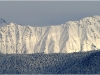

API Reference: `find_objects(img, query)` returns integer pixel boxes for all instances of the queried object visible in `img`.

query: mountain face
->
[0,15,100,54]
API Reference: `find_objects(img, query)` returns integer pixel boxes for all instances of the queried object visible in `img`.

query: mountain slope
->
[0,15,100,54]
[58,50,100,74]
[0,50,99,74]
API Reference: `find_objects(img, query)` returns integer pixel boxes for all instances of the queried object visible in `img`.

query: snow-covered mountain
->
[0,15,100,54]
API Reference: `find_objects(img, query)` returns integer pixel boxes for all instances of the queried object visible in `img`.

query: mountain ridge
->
[0,15,100,54]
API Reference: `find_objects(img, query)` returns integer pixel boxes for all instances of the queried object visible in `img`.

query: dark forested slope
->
[0,50,100,74]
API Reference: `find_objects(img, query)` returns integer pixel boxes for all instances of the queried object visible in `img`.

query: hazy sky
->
[0,1,100,26]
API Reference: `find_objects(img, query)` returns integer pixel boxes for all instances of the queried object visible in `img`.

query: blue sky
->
[0,1,100,26]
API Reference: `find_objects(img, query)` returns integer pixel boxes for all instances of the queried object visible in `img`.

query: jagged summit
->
[0,18,7,27]
[3,15,100,28]
[0,18,6,24]
[0,15,100,54]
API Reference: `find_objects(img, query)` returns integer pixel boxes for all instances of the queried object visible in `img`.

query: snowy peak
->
[0,15,100,54]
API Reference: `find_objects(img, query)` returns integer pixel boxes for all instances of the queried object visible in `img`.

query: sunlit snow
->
[0,15,100,54]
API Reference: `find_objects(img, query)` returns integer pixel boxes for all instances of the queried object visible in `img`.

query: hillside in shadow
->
[0,50,100,74]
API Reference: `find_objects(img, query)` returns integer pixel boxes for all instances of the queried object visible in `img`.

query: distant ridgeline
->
[0,18,6,24]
